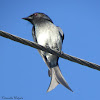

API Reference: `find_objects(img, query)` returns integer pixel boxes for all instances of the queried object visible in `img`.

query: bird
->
[22,12,73,92]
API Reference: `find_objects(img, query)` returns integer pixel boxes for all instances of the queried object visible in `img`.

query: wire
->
[0,30,100,71]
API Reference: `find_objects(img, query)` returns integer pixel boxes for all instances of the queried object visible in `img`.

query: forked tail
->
[47,65,73,92]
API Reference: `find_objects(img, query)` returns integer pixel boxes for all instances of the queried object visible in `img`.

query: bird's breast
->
[35,23,62,51]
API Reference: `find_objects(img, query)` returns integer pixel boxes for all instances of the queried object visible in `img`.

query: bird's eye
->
[34,13,37,16]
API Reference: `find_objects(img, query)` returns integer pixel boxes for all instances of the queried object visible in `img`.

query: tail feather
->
[47,65,73,92]
[54,66,73,92]
[47,68,59,92]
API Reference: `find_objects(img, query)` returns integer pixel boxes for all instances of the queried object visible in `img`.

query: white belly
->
[35,22,62,51]
[35,22,62,66]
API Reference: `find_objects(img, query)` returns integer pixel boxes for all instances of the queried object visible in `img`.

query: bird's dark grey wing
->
[57,26,64,43]
[32,26,37,42]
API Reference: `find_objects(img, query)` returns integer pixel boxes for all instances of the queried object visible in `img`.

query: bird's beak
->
[22,17,29,20]
[22,17,32,21]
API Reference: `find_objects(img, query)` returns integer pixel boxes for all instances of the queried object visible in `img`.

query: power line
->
[0,30,100,71]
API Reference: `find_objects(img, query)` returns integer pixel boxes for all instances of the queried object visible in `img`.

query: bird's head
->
[22,12,53,25]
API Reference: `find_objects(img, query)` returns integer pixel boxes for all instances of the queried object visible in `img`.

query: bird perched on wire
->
[22,12,73,92]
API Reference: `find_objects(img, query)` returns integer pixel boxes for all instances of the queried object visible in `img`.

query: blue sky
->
[0,0,100,100]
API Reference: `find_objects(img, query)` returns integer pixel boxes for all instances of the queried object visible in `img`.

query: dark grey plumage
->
[22,12,73,92]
